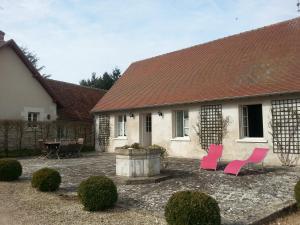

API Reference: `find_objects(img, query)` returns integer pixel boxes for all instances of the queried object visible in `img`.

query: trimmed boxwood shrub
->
[31,168,61,192]
[78,176,118,211]
[295,180,300,208]
[165,191,221,225]
[0,159,22,181]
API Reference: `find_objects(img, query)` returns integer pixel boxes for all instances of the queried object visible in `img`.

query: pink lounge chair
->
[224,148,269,176]
[200,144,223,170]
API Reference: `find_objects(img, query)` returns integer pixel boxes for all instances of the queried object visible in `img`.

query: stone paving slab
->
[19,153,300,225]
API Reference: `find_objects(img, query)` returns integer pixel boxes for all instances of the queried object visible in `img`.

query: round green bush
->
[165,191,221,225]
[78,176,118,211]
[295,180,300,208]
[31,168,61,192]
[0,159,22,181]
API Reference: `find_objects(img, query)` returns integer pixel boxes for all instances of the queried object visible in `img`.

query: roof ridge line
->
[46,78,107,92]
[0,39,63,106]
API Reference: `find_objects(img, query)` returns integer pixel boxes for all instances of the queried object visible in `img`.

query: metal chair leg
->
[56,149,60,160]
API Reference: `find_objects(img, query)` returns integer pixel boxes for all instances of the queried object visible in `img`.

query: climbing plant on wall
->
[270,99,300,166]
[195,104,230,152]
[98,114,110,151]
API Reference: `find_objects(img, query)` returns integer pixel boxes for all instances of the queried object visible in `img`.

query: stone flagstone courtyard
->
[19,153,300,225]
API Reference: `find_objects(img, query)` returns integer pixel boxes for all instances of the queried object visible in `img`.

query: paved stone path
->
[19,153,300,225]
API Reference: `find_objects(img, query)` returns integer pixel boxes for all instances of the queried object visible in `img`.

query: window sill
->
[171,137,191,142]
[113,136,128,140]
[236,138,268,143]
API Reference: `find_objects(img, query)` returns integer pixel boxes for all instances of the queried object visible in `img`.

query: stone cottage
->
[92,17,300,165]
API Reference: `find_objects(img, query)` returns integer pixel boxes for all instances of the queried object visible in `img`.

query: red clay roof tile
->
[92,17,300,112]
[45,79,106,122]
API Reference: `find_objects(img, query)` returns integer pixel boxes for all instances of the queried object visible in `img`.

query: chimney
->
[0,31,5,41]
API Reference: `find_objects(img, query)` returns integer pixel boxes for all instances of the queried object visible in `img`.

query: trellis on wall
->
[271,99,300,155]
[98,114,110,151]
[199,104,223,150]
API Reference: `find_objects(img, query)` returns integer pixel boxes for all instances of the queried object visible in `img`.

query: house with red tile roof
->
[0,35,58,122]
[92,17,300,165]
[0,32,106,147]
[44,79,106,123]
[43,79,106,142]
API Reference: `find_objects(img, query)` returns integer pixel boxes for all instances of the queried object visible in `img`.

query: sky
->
[0,0,299,84]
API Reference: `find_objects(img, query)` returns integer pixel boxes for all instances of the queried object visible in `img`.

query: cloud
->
[0,0,298,83]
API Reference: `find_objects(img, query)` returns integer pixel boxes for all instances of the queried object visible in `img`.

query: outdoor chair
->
[60,139,70,146]
[77,138,84,145]
[224,148,269,176]
[57,138,84,159]
[57,144,80,158]
[76,138,84,156]
[200,144,223,170]
[38,139,48,158]
[60,139,76,146]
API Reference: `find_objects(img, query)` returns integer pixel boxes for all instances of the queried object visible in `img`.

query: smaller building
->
[0,31,106,150]
[0,32,57,122]
[44,79,106,145]
[92,17,300,165]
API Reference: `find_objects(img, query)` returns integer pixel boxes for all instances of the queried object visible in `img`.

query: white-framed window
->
[242,106,249,137]
[116,115,127,137]
[28,112,40,127]
[145,114,152,133]
[174,110,189,137]
[240,104,263,138]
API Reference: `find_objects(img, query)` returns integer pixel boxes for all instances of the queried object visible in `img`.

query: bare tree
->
[20,46,51,78]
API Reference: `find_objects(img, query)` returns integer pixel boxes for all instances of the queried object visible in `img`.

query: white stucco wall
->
[95,94,300,165]
[0,46,57,121]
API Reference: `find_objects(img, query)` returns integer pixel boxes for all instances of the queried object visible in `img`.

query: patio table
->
[44,142,60,159]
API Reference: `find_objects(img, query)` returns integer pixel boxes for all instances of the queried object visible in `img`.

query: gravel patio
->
[19,153,300,225]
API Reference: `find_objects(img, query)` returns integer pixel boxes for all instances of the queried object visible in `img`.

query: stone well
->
[115,147,161,177]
